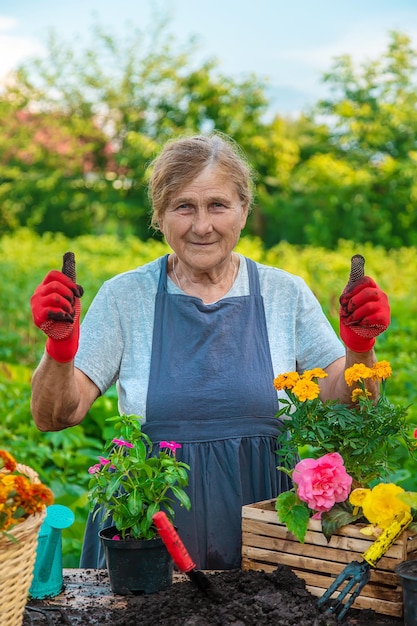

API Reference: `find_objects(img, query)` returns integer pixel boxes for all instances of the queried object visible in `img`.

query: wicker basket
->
[0,464,47,626]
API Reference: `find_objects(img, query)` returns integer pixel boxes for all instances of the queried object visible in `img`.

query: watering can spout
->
[30,504,75,599]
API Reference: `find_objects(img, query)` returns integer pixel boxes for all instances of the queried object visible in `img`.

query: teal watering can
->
[29,504,75,599]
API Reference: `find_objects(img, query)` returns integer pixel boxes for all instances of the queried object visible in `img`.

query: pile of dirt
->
[24,566,404,625]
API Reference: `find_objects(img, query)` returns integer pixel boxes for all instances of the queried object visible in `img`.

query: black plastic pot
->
[99,526,174,595]
[395,560,417,626]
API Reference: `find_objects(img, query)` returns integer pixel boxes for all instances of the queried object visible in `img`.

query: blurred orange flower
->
[0,450,54,537]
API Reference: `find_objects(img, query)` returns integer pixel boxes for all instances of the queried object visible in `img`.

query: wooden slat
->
[242,529,406,572]
[242,517,408,558]
[241,540,400,587]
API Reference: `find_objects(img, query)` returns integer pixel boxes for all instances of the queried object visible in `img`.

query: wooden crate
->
[242,498,417,617]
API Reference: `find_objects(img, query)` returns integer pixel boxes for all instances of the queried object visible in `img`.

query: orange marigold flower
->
[344,363,373,387]
[292,379,320,402]
[1,451,54,534]
[371,360,392,382]
[0,450,16,472]
[302,368,328,381]
[273,372,300,391]
[351,388,372,403]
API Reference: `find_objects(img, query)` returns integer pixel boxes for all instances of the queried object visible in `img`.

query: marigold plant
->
[274,361,416,485]
[0,450,54,538]
[273,361,417,542]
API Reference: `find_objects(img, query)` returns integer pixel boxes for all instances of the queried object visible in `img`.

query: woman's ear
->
[240,204,249,230]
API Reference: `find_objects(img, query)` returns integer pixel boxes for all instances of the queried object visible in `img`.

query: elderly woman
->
[30,133,389,570]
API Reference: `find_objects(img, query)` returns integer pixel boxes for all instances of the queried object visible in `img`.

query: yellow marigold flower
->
[273,372,300,391]
[351,388,372,403]
[0,450,16,472]
[292,379,320,402]
[344,363,373,387]
[371,360,392,382]
[0,475,16,491]
[360,483,411,530]
[302,368,328,381]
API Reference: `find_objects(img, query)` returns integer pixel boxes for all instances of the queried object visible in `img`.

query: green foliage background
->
[1,14,417,567]
[1,24,416,249]
[1,229,416,565]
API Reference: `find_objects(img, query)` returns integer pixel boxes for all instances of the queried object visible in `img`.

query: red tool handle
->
[152,511,196,573]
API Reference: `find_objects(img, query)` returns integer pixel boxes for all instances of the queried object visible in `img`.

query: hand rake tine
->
[317,561,371,622]
[335,575,370,622]
[326,569,370,622]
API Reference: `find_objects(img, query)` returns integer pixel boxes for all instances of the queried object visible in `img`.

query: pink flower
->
[292,452,352,513]
[159,441,181,450]
[413,429,417,439]
[112,534,121,541]
[88,463,101,474]
[98,457,116,470]
[112,438,134,448]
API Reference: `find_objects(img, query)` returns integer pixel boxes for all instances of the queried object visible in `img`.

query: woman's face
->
[159,165,248,272]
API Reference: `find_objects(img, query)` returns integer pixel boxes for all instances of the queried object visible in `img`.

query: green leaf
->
[275,491,310,543]
[127,492,142,516]
[320,501,363,541]
[397,492,417,508]
[105,473,123,500]
[169,486,191,510]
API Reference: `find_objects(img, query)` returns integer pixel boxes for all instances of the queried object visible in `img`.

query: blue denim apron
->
[143,254,290,569]
[80,255,290,569]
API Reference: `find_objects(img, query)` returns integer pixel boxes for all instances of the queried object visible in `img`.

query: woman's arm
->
[319,349,378,404]
[31,354,100,432]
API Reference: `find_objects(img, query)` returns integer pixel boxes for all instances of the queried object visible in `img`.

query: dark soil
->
[24,566,404,626]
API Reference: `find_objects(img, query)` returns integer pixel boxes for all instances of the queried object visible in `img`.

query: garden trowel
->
[152,511,220,601]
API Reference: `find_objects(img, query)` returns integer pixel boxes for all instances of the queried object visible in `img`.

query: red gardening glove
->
[31,252,83,363]
[339,255,390,352]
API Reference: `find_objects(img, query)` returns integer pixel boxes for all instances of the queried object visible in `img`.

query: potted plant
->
[87,414,191,594]
[272,360,417,542]
[242,361,417,616]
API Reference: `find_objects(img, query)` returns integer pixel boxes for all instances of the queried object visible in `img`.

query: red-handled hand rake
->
[317,511,412,622]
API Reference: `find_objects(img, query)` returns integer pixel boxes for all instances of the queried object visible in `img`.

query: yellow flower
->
[352,483,411,530]
[344,363,373,387]
[349,488,369,507]
[371,360,392,382]
[292,379,320,402]
[302,368,328,381]
[273,372,300,391]
[351,388,372,403]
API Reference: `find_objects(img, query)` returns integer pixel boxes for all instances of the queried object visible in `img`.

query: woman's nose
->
[192,209,213,235]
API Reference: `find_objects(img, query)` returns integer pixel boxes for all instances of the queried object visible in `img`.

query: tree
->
[0,16,268,239]
[291,31,417,248]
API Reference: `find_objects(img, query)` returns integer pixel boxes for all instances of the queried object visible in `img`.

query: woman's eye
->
[174,203,193,214]
[210,203,227,212]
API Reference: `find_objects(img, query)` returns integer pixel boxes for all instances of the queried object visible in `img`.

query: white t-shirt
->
[74,255,344,418]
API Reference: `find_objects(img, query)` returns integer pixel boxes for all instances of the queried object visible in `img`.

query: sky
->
[1,0,417,116]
